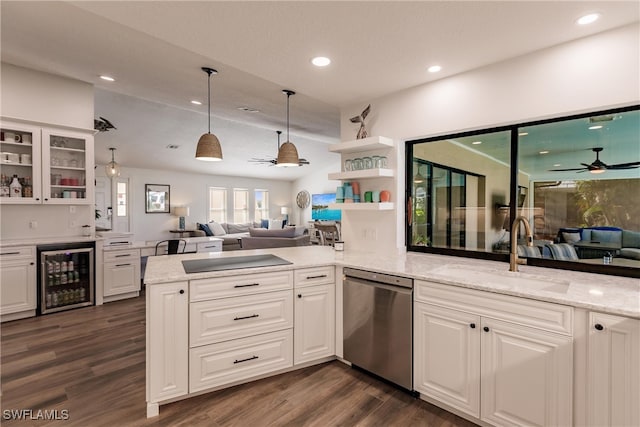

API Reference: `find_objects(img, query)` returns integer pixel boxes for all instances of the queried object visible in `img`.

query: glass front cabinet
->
[0,120,94,205]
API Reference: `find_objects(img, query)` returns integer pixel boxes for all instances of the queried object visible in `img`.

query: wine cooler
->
[37,242,95,314]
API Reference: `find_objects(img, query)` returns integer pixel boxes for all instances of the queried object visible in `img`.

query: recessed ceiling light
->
[553,163,562,167]
[471,141,482,145]
[100,75,115,82]
[427,65,442,73]
[539,150,550,155]
[589,125,603,130]
[577,13,600,25]
[311,56,331,67]
[191,100,202,105]
[519,132,529,136]
[166,144,180,149]
[589,289,604,296]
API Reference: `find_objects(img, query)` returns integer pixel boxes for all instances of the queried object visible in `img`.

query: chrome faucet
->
[510,215,533,272]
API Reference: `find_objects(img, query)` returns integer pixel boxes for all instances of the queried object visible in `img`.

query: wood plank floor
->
[1,293,478,427]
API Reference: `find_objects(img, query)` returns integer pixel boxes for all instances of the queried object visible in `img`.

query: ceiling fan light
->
[589,168,606,174]
[196,133,223,161]
[276,141,300,167]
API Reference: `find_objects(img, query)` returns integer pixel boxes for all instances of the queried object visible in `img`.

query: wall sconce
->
[174,206,190,231]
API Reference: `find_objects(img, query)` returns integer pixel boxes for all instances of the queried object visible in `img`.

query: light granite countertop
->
[144,246,640,318]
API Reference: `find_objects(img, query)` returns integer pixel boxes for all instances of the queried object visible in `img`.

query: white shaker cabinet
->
[414,280,573,427]
[103,248,140,301]
[146,281,188,417]
[586,312,640,427]
[0,246,37,321]
[294,284,335,364]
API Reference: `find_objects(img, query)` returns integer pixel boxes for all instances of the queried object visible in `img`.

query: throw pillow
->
[622,230,640,248]
[260,219,270,229]
[198,223,214,237]
[269,219,283,230]
[226,223,251,233]
[293,226,306,237]
[249,227,296,238]
[562,232,581,244]
[209,221,226,236]
[591,229,622,246]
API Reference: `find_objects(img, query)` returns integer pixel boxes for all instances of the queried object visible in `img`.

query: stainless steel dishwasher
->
[343,267,413,391]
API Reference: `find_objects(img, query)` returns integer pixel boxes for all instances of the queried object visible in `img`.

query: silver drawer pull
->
[234,283,259,288]
[1,252,21,256]
[306,274,327,279]
[114,254,131,258]
[233,355,258,364]
[115,263,132,267]
[233,314,259,321]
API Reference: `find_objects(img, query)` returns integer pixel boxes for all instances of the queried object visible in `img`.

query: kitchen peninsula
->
[145,246,639,426]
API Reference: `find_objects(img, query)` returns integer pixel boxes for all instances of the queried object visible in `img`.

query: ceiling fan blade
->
[607,161,640,169]
[548,167,588,171]
[580,163,592,168]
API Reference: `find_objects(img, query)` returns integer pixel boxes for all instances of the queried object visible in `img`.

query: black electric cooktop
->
[182,254,292,274]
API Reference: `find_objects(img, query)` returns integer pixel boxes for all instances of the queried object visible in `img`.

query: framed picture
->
[145,184,170,213]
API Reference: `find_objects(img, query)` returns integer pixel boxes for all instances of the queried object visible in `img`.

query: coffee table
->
[574,241,619,259]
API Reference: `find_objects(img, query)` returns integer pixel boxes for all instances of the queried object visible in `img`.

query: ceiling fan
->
[249,131,310,166]
[548,147,640,174]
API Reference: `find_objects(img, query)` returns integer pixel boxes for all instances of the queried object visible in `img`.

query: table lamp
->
[281,207,289,223]
[174,206,190,231]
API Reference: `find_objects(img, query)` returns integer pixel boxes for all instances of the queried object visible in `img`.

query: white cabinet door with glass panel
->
[0,121,42,204]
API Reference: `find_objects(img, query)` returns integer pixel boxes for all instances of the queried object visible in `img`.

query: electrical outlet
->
[69,206,76,214]
[29,221,38,229]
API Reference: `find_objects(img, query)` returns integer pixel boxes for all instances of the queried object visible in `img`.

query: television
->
[312,193,342,221]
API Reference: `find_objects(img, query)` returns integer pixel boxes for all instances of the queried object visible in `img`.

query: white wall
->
[97,165,293,242]
[291,160,341,226]
[339,24,640,255]
[0,64,95,241]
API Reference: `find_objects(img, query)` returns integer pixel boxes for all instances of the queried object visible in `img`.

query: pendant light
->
[105,147,121,177]
[276,89,300,167]
[195,67,223,161]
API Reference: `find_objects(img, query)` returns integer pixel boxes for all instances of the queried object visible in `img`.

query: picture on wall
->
[145,184,170,213]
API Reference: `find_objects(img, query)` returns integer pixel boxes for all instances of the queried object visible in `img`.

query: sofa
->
[194,222,309,251]
[556,226,640,260]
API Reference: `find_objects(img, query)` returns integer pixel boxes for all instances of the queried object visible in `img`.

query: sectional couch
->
[193,222,309,251]
[556,226,640,260]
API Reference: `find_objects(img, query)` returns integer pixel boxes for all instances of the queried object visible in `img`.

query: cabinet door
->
[587,312,640,427]
[0,257,36,315]
[0,121,42,204]
[294,284,335,364]
[41,128,94,204]
[147,282,188,403]
[481,318,573,427]
[414,303,480,418]
[103,261,140,296]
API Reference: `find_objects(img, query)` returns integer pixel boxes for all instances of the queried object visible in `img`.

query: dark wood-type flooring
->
[1,293,478,427]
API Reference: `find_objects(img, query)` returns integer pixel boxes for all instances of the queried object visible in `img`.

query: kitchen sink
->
[431,264,570,293]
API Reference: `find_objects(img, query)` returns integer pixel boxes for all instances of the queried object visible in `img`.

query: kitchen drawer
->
[196,241,222,253]
[415,280,573,335]
[294,266,335,288]
[189,329,293,393]
[190,290,293,347]
[0,246,35,261]
[190,271,293,302]
[103,248,140,263]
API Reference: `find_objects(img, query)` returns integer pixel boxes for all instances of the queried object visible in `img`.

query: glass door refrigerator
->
[37,243,94,314]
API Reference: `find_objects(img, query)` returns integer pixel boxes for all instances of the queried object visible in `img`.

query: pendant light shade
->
[195,67,223,161]
[105,147,121,177]
[276,90,300,167]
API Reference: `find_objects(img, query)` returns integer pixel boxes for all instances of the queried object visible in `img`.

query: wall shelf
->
[328,168,395,180]
[328,136,394,154]
[329,202,394,211]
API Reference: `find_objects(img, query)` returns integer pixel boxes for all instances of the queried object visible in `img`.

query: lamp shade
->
[195,133,223,161]
[280,207,289,215]
[275,141,299,167]
[174,206,190,217]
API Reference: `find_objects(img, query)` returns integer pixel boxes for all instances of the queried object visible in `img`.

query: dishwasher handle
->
[344,275,413,295]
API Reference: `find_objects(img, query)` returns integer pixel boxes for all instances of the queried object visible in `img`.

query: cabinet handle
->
[233,314,259,321]
[179,289,185,294]
[114,254,131,258]
[0,252,20,256]
[36,198,40,201]
[306,274,327,279]
[298,294,302,299]
[594,323,604,331]
[233,355,258,364]
[483,326,490,332]
[30,262,35,265]
[234,283,259,288]
[115,263,131,267]
[469,323,476,329]
[44,198,48,201]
